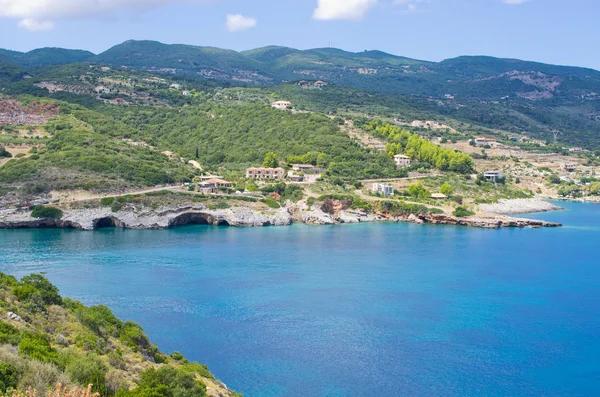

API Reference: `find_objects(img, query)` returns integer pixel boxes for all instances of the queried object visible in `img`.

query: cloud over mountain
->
[226,14,257,32]
[313,0,378,20]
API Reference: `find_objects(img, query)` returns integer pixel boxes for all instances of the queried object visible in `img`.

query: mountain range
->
[1,40,599,146]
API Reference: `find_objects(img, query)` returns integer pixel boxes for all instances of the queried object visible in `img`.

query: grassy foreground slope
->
[0,272,238,396]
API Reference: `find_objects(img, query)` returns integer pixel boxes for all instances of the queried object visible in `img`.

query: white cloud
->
[503,0,529,4]
[0,0,207,31]
[226,14,257,32]
[313,0,378,21]
[17,18,54,31]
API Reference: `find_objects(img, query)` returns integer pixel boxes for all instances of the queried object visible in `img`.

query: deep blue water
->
[1,201,600,396]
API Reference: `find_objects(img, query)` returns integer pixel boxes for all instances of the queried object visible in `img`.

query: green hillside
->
[0,272,238,396]
[0,48,94,68]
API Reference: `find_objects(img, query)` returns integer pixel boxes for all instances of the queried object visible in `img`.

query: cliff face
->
[0,205,293,231]
[0,202,561,231]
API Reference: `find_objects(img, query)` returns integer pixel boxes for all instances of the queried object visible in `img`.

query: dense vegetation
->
[363,121,475,173]
[106,103,401,180]
[0,272,237,396]
[0,101,197,192]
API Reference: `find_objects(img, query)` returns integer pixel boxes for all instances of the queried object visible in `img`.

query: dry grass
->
[6,384,98,397]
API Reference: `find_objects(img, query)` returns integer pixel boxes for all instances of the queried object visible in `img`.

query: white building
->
[272,101,292,110]
[484,171,503,183]
[372,183,394,197]
[393,154,412,168]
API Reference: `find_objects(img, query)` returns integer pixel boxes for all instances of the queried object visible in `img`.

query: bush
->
[453,207,476,217]
[99,197,115,206]
[18,333,58,364]
[440,183,455,196]
[125,367,207,397]
[262,198,280,209]
[21,274,63,306]
[0,322,22,346]
[0,362,19,393]
[30,205,63,219]
[65,354,108,394]
[408,183,431,199]
[0,146,12,159]
[119,321,150,351]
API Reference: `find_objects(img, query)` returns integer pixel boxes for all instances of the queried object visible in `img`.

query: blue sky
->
[0,0,598,70]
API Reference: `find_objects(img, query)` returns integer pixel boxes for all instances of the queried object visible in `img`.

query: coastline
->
[478,198,563,215]
[0,199,562,230]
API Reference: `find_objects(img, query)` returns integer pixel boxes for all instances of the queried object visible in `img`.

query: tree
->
[66,354,108,394]
[0,363,19,393]
[262,152,279,168]
[21,274,63,306]
[440,183,455,196]
[195,148,199,159]
[0,146,12,158]
[408,183,431,199]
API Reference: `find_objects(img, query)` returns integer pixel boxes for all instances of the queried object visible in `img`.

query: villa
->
[246,168,286,180]
[272,101,292,110]
[372,183,394,197]
[393,155,412,168]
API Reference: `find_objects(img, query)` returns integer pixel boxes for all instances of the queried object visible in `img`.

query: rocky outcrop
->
[479,199,562,215]
[0,202,561,230]
[417,214,561,229]
[0,205,292,231]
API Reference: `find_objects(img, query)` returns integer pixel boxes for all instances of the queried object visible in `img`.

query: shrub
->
[21,274,62,306]
[0,362,19,393]
[408,183,430,199]
[18,333,58,364]
[75,305,120,338]
[0,322,22,346]
[65,354,108,394]
[99,197,114,206]
[440,183,455,196]
[125,367,207,397]
[119,321,150,351]
[453,207,476,217]
[262,198,280,209]
[30,206,63,219]
[0,146,12,159]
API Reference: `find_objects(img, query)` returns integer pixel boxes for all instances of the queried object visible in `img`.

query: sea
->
[1,201,599,396]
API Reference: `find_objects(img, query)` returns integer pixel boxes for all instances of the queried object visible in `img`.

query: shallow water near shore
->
[1,201,599,396]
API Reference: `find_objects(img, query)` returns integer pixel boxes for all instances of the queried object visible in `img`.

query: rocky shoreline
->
[478,198,563,215]
[0,202,562,231]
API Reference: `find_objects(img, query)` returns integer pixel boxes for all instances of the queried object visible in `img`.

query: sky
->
[0,0,598,70]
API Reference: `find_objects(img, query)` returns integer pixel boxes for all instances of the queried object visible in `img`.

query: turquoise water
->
[1,201,599,396]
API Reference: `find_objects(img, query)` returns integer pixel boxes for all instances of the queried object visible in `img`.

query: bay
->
[1,201,599,396]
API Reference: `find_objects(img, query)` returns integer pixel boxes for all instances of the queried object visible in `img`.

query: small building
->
[292,164,316,173]
[569,147,583,153]
[372,183,394,197]
[246,168,285,180]
[476,137,497,146]
[100,66,111,72]
[205,178,233,189]
[287,171,304,182]
[198,179,233,194]
[562,162,576,172]
[431,193,448,200]
[182,90,191,96]
[272,101,292,110]
[170,83,181,90]
[393,154,412,168]
[95,85,110,94]
[484,171,503,183]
